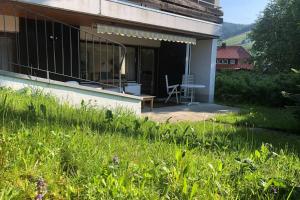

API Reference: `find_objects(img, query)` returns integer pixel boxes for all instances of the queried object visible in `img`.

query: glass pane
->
[0,36,16,71]
[80,41,120,82]
[140,48,155,94]
[126,47,136,81]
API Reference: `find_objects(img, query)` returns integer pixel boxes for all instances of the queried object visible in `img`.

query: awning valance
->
[97,24,196,45]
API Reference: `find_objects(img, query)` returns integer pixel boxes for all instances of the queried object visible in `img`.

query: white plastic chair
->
[165,75,180,104]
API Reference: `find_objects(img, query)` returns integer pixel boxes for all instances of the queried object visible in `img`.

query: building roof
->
[217,46,251,60]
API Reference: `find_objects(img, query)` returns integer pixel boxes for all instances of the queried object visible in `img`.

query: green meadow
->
[0,88,299,199]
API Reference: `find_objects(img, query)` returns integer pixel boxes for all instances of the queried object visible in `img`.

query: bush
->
[215,70,300,106]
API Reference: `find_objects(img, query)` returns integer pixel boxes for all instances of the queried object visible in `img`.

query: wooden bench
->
[140,95,155,111]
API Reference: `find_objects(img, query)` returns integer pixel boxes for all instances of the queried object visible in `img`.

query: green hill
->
[223,31,253,51]
[221,22,254,39]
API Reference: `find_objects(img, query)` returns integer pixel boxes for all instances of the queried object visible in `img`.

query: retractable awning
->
[97,24,196,45]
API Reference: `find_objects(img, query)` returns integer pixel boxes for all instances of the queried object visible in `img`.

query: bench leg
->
[151,99,153,111]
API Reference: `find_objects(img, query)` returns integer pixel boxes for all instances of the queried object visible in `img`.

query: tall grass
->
[0,87,299,199]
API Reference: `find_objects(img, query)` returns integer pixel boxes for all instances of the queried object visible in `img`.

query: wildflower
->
[37,178,46,190]
[35,178,47,200]
[113,155,120,165]
[35,194,44,200]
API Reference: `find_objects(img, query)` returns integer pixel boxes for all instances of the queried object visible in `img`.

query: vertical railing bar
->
[85,32,88,80]
[35,16,39,69]
[119,47,123,92]
[25,14,30,75]
[112,44,114,86]
[52,21,56,73]
[14,12,20,66]
[1,14,5,69]
[78,29,80,79]
[44,19,49,78]
[4,15,9,71]
[99,38,101,83]
[61,23,64,75]
[13,6,21,69]
[25,15,29,67]
[92,35,95,81]
[106,41,108,85]
[17,18,21,68]
[69,27,72,77]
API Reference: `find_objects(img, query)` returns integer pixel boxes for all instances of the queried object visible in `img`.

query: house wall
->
[17,0,221,37]
[190,39,217,102]
[100,0,222,37]
[0,15,19,32]
[123,0,222,23]
[0,70,142,114]
[19,0,100,15]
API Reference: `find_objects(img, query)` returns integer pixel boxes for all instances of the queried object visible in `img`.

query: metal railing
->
[0,3,126,92]
[197,0,221,9]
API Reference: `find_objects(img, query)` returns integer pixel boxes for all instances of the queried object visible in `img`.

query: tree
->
[250,0,300,72]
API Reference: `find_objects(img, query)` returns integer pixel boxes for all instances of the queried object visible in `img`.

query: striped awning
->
[97,24,196,45]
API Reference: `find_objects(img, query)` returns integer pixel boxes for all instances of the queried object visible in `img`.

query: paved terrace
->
[142,103,239,123]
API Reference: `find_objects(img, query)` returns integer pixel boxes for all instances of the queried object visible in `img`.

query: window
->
[125,47,137,82]
[219,59,228,64]
[0,35,16,72]
[80,42,120,81]
[229,59,236,65]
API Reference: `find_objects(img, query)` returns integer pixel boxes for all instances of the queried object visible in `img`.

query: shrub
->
[282,69,300,120]
[215,70,300,106]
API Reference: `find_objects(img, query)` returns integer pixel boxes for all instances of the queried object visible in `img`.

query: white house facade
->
[0,0,222,114]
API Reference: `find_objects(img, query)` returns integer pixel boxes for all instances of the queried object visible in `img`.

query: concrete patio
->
[142,103,239,123]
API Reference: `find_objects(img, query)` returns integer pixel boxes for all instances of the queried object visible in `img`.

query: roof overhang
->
[3,0,221,40]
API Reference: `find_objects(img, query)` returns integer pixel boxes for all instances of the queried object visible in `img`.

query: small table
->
[180,84,206,105]
[140,95,155,111]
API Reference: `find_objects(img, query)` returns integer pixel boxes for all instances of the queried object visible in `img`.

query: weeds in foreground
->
[0,88,299,199]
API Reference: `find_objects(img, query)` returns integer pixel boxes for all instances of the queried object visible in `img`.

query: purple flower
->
[113,156,120,165]
[36,177,47,199]
[35,194,44,200]
[36,178,46,191]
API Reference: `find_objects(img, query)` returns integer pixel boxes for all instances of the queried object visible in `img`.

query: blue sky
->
[220,0,269,24]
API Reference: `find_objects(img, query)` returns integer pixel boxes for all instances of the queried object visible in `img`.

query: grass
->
[0,88,300,199]
[215,105,300,134]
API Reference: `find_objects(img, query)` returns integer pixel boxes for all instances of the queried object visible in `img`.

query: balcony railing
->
[0,2,127,92]
[197,0,221,9]
[118,0,223,23]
